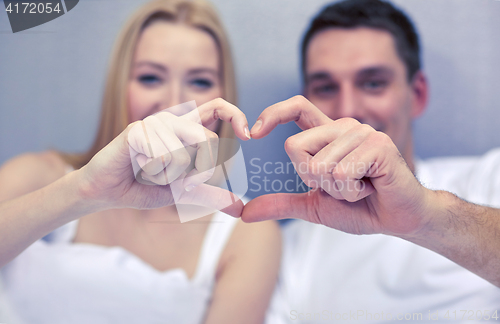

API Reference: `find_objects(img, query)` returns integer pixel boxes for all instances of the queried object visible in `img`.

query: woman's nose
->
[163,81,184,109]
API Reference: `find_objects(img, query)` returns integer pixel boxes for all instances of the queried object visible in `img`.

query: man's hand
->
[243,95,500,287]
[243,95,431,236]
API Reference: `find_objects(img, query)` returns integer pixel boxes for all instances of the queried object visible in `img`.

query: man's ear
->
[410,71,428,118]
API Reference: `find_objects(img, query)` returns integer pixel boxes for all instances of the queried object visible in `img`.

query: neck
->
[76,206,213,245]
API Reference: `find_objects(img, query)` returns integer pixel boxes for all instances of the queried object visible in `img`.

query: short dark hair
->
[301,0,421,82]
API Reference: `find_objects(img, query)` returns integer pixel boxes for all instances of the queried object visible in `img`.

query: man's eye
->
[138,74,161,86]
[312,84,338,95]
[361,80,387,91]
[190,78,213,89]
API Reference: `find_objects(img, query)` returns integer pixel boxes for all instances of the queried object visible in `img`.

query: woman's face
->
[128,21,222,128]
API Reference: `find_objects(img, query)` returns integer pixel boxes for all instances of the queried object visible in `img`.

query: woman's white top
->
[1,210,238,324]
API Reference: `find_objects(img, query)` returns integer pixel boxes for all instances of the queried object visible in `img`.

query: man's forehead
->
[306,27,404,77]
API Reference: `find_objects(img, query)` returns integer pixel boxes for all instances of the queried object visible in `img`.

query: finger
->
[156,112,207,146]
[128,117,176,180]
[168,121,219,175]
[141,118,170,159]
[284,129,344,199]
[285,118,362,159]
[140,166,171,186]
[330,141,383,203]
[136,138,172,178]
[182,98,250,141]
[183,168,216,191]
[282,124,341,186]
[181,142,218,190]
[241,190,372,233]
[127,120,161,160]
[240,193,311,222]
[174,183,244,218]
[310,123,374,197]
[295,124,374,200]
[250,95,332,139]
[127,121,170,183]
[135,154,151,172]
[282,120,369,197]
[165,118,219,189]
[155,100,197,117]
[155,111,220,189]
[148,115,193,183]
[311,123,374,167]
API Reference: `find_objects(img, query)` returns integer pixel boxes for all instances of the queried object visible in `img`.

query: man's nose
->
[335,85,363,121]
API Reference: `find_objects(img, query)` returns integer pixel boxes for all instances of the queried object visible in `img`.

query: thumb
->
[241,193,311,222]
[173,182,244,218]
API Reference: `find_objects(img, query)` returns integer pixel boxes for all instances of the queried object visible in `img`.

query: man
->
[244,0,500,322]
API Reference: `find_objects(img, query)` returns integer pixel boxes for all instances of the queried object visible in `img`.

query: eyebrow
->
[306,66,395,84]
[187,68,219,77]
[134,61,167,72]
[133,63,219,77]
[306,72,331,84]
[356,66,394,79]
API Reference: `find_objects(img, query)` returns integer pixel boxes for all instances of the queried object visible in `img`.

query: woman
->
[0,1,281,323]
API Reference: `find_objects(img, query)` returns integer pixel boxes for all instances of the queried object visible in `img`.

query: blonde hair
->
[60,0,237,169]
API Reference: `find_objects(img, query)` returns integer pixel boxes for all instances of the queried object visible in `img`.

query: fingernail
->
[244,126,251,140]
[251,119,263,134]
[185,185,196,192]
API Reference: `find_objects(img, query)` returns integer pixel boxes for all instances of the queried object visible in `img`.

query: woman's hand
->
[79,98,250,216]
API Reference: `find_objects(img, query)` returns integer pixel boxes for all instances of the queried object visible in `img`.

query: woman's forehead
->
[134,21,219,69]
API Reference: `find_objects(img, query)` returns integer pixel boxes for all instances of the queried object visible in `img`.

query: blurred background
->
[1,0,499,198]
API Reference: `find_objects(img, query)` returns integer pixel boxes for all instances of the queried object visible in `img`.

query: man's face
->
[304,27,425,157]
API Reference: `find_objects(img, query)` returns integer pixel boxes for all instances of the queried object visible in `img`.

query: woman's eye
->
[189,78,213,90]
[138,74,162,86]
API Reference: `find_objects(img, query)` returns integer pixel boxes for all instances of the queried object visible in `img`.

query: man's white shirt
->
[267,148,500,324]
